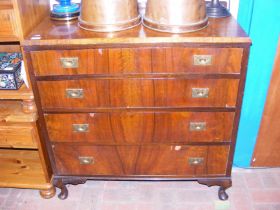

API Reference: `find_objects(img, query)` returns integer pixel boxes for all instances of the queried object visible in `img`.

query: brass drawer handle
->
[79,156,94,165]
[192,88,209,98]
[188,157,204,166]
[60,57,79,68]
[66,89,84,98]
[73,124,89,132]
[193,55,212,66]
[189,122,206,131]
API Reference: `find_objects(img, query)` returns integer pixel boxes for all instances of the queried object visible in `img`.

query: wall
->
[235,0,280,167]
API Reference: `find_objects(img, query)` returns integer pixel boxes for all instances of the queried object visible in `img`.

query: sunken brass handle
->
[189,122,206,131]
[193,55,212,66]
[188,157,204,165]
[60,57,79,68]
[66,89,84,98]
[192,88,209,98]
[73,124,89,132]
[79,156,94,165]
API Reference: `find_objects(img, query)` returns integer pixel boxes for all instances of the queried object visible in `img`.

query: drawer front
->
[31,48,243,76]
[38,79,239,109]
[53,144,229,176]
[0,124,38,148]
[53,145,124,175]
[45,112,235,144]
[0,149,46,187]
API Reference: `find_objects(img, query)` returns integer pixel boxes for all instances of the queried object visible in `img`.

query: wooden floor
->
[0,168,280,210]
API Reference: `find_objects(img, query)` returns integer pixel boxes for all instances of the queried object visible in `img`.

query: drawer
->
[45,112,235,144]
[0,149,47,188]
[53,144,229,176]
[30,47,243,76]
[0,123,38,149]
[38,78,239,109]
[0,2,18,41]
[53,145,124,176]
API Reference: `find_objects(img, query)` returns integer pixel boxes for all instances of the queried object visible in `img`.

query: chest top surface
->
[23,16,251,47]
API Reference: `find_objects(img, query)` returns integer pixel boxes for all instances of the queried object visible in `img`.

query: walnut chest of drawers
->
[23,16,251,200]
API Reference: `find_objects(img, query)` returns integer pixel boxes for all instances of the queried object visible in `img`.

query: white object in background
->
[230,0,240,19]
[21,61,29,88]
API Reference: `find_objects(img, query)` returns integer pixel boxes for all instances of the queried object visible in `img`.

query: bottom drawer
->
[0,149,47,188]
[53,144,229,177]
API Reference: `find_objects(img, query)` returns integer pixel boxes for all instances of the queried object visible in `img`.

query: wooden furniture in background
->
[23,16,251,200]
[252,40,280,167]
[0,0,49,42]
[0,87,54,198]
[0,0,55,198]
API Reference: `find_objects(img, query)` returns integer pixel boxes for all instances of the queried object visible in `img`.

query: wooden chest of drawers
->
[23,16,251,200]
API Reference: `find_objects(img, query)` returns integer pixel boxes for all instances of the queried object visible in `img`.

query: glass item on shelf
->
[51,0,80,21]
[0,53,23,90]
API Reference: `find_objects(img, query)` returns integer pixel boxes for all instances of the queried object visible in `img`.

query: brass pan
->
[79,0,141,32]
[143,0,208,33]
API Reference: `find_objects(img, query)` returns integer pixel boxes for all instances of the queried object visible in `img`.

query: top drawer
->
[30,47,243,76]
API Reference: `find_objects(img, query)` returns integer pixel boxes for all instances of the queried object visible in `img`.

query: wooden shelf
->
[0,149,49,189]
[0,37,19,42]
[0,84,33,100]
[0,101,37,123]
[0,44,20,52]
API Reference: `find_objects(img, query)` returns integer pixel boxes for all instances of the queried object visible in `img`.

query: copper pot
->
[143,0,208,33]
[79,0,141,32]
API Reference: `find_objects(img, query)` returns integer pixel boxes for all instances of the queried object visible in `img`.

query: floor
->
[0,168,280,210]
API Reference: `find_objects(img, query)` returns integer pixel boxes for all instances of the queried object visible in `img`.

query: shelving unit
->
[0,84,33,100]
[0,0,55,199]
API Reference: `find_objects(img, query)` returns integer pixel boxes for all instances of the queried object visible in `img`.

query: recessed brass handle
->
[189,122,206,131]
[73,124,89,132]
[60,57,79,68]
[193,55,212,66]
[79,156,94,165]
[66,89,84,99]
[188,157,204,165]
[192,88,209,98]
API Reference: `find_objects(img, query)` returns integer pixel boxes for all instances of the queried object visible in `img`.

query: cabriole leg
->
[198,178,232,201]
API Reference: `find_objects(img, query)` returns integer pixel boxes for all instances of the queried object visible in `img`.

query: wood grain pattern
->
[31,48,109,76]
[0,84,33,100]
[0,123,38,149]
[45,112,235,144]
[0,149,48,189]
[37,79,239,109]
[53,144,229,176]
[0,44,20,52]
[22,16,251,46]
[135,145,229,176]
[0,1,18,41]
[0,101,37,123]
[53,145,124,176]
[252,41,280,167]
[30,47,243,76]
[12,0,50,40]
